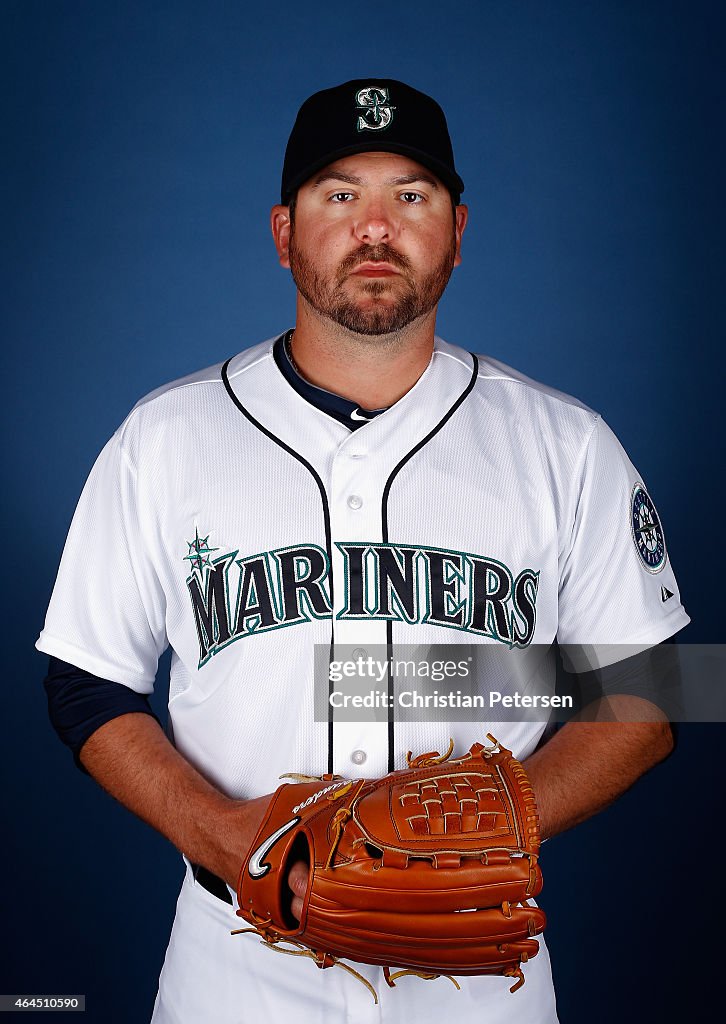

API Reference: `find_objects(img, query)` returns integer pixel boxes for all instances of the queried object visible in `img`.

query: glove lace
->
[383,965,461,990]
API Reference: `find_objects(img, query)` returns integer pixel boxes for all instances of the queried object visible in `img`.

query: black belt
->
[192,863,233,905]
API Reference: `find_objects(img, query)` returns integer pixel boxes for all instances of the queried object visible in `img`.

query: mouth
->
[349,262,400,277]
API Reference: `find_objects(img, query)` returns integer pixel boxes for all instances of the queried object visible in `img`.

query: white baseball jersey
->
[37,335,688,1024]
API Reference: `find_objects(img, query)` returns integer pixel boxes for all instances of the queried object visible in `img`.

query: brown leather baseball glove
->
[233,736,545,1001]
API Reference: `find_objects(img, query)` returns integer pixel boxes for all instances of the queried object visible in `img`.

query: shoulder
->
[113,337,279,450]
[435,337,594,413]
[132,336,277,412]
[435,337,601,437]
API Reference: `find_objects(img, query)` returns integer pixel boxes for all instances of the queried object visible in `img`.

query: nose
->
[353,197,395,245]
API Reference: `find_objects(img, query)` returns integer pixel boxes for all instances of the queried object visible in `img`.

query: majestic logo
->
[630,483,667,573]
[184,534,540,667]
[355,86,395,132]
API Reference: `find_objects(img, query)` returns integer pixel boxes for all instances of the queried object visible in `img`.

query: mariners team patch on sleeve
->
[630,483,667,573]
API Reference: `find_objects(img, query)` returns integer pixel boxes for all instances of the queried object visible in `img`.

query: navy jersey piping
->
[221,357,336,773]
[381,353,480,770]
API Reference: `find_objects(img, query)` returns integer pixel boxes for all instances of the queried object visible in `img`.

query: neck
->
[289,298,438,410]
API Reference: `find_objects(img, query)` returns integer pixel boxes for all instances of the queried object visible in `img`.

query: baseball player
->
[38,80,688,1024]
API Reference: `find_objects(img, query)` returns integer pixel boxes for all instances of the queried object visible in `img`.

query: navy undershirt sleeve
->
[555,637,681,752]
[43,656,161,773]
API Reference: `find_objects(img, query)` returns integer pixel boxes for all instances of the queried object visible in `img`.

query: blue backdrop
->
[3,1,723,1021]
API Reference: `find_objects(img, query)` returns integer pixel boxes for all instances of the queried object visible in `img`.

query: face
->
[272,152,467,337]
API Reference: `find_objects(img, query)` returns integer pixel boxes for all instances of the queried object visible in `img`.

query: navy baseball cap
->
[281,79,465,205]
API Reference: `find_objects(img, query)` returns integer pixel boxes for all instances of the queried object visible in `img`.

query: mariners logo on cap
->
[630,483,667,573]
[355,86,396,132]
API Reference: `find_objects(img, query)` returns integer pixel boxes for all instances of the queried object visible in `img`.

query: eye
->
[329,191,356,203]
[400,191,425,204]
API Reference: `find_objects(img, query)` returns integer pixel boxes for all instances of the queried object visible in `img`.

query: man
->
[38,80,688,1023]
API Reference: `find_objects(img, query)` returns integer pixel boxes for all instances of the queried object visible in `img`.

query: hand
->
[206,794,273,891]
[288,860,309,921]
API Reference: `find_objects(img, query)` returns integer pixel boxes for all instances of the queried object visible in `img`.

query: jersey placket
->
[329,430,392,778]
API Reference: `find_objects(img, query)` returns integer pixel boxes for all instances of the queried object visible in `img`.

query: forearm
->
[79,712,268,888]
[523,697,674,840]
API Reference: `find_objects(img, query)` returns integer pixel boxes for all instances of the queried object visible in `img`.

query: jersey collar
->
[273,332,388,430]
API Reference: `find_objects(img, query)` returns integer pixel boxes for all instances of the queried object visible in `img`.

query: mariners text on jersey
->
[186,539,540,666]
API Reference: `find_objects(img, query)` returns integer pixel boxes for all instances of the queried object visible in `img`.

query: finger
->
[287,860,309,921]
[287,860,309,897]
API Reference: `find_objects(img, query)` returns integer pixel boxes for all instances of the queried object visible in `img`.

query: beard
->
[288,232,456,337]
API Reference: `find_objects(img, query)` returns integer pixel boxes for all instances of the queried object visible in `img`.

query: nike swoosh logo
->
[350,408,374,421]
[248,817,300,879]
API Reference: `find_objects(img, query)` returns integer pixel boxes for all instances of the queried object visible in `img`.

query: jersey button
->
[350,749,367,766]
[347,494,363,510]
[352,648,367,660]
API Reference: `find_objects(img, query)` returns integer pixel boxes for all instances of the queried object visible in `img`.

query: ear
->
[453,204,468,267]
[271,205,292,268]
